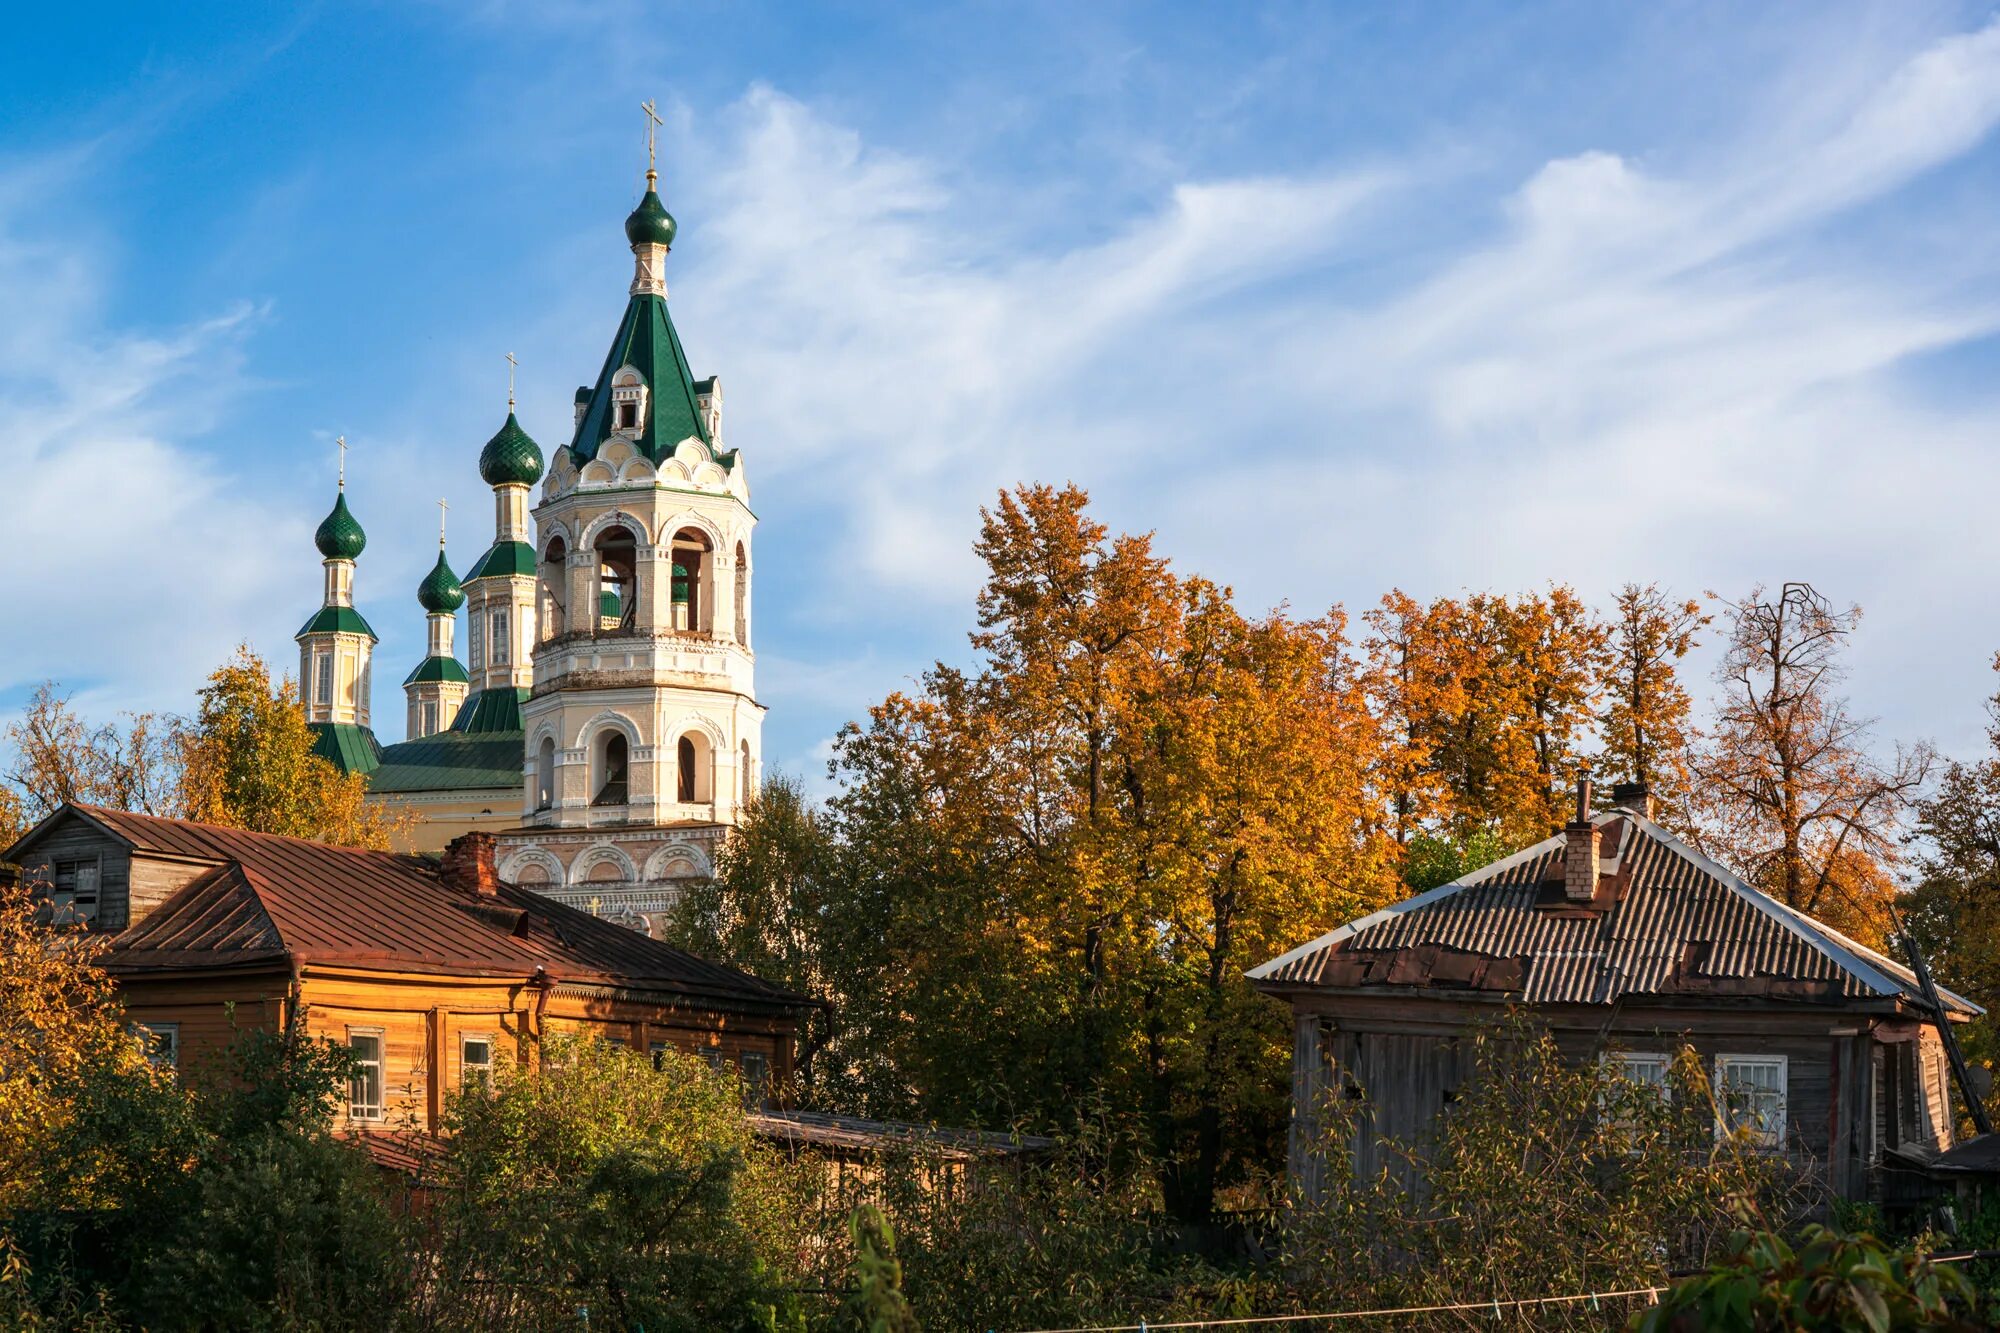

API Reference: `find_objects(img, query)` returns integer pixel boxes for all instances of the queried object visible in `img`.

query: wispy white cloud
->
[0,149,295,718]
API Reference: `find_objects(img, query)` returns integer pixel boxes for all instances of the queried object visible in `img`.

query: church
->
[291,141,759,940]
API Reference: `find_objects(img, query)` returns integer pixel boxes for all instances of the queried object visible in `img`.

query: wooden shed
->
[1248,787,1980,1205]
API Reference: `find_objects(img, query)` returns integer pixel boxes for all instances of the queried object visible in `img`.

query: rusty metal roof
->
[1249,810,1979,1017]
[56,805,808,1011]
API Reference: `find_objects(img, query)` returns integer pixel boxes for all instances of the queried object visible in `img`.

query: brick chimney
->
[442,832,501,900]
[1563,778,1600,903]
[1609,781,1656,821]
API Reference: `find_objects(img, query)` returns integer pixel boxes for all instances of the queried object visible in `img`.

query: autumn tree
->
[825,484,1396,1221]
[4,684,180,828]
[178,647,401,850]
[1598,583,1709,816]
[1362,586,1607,857]
[1693,583,1931,938]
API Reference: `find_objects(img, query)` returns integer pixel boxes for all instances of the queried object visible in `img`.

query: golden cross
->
[336,434,347,491]
[437,497,449,547]
[641,99,663,182]
[505,351,518,410]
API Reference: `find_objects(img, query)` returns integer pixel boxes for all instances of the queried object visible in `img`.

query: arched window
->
[667,528,713,634]
[593,733,629,806]
[734,542,748,646]
[593,524,639,632]
[514,862,549,886]
[540,536,568,640]
[535,737,556,811]
[675,733,715,804]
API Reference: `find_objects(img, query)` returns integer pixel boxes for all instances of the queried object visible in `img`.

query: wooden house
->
[5,804,814,1133]
[1248,784,1981,1205]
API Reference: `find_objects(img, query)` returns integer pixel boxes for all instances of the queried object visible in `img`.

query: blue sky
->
[5,1,2000,785]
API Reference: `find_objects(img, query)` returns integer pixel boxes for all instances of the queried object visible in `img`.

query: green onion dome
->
[417,549,464,613]
[315,492,367,560]
[478,411,544,487]
[625,189,677,249]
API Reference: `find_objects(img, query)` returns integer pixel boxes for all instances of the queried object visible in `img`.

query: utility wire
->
[1006,1253,2000,1333]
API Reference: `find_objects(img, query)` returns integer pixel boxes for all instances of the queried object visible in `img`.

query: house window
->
[651,1041,671,1072]
[314,653,333,705]
[491,609,510,666]
[703,1048,728,1074]
[741,1051,771,1109]
[348,1030,385,1121]
[134,1022,178,1069]
[468,614,482,670]
[421,701,439,736]
[1609,1052,1671,1095]
[1716,1055,1787,1148]
[461,1033,494,1090]
[51,859,100,923]
[593,733,629,806]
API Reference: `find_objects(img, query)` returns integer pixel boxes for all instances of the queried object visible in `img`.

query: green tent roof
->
[570,293,710,465]
[308,721,381,775]
[296,605,378,641]
[402,654,470,687]
[450,686,531,735]
[367,731,524,794]
[464,541,536,582]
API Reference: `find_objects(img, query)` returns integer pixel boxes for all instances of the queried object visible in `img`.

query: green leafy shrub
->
[1635,1223,1986,1331]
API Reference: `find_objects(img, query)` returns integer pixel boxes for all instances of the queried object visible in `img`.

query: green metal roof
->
[417,549,465,613]
[478,411,545,487]
[450,686,531,735]
[402,654,470,687]
[314,492,367,560]
[367,731,524,794]
[308,721,381,775]
[570,293,710,465]
[464,540,536,582]
[296,605,378,641]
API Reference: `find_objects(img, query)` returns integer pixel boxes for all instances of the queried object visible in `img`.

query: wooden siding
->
[13,822,135,931]
[1279,993,1947,1204]
[127,854,216,928]
[114,967,796,1135]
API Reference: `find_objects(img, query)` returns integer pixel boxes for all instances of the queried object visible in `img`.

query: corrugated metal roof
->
[1248,811,1979,1016]
[66,805,808,1011]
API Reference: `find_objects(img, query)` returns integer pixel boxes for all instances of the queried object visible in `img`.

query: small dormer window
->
[610,369,648,436]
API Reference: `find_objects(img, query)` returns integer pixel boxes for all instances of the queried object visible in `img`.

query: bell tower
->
[496,147,761,936]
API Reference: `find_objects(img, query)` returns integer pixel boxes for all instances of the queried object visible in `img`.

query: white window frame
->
[348,1028,386,1122]
[1608,1051,1672,1097]
[491,609,509,666]
[1715,1054,1788,1148]
[133,1021,179,1069]
[460,1032,494,1090]
[468,613,483,670]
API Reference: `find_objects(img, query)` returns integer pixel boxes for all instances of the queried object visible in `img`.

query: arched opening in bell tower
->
[676,732,712,803]
[535,736,556,810]
[592,732,629,806]
[539,535,568,641]
[594,524,640,631]
[667,528,712,634]
[734,541,748,646]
